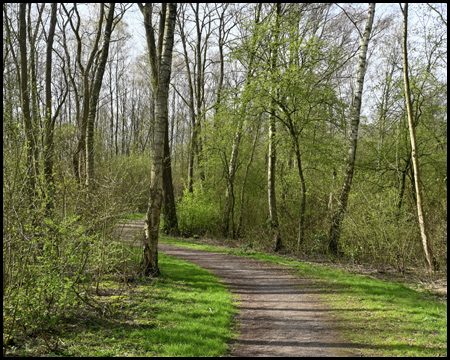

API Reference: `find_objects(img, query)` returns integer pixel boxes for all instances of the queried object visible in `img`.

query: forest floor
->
[115,218,446,357]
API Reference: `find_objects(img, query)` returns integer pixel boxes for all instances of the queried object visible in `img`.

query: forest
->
[3,3,447,356]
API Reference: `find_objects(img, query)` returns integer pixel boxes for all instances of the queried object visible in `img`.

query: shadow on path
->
[159,243,363,357]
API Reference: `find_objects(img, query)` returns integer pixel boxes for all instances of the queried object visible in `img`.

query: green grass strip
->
[119,213,146,221]
[42,252,237,357]
[160,237,447,357]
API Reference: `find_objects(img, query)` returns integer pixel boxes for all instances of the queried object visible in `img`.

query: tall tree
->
[27,4,45,183]
[138,3,177,276]
[400,3,434,270]
[63,3,105,185]
[269,3,282,252]
[161,104,179,235]
[268,3,339,251]
[43,3,67,212]
[328,3,375,254]
[174,4,213,193]
[175,7,196,193]
[18,3,38,201]
[85,3,116,187]
[221,3,261,238]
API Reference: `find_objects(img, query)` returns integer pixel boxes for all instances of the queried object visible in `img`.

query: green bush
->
[339,189,424,270]
[101,154,152,213]
[177,186,221,237]
[3,212,84,344]
[3,167,133,352]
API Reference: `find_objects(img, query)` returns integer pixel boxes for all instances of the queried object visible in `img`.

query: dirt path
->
[159,243,358,357]
[115,219,359,357]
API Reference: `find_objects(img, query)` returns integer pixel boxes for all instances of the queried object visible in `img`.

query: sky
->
[121,4,147,57]
[118,3,446,121]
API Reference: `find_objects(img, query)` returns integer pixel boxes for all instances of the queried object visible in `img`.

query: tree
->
[161,103,179,236]
[400,3,434,271]
[138,3,177,277]
[268,3,282,252]
[27,4,46,189]
[85,3,116,187]
[268,4,342,251]
[63,4,105,185]
[221,3,261,238]
[236,120,261,238]
[174,4,216,193]
[18,4,35,200]
[328,3,375,254]
[43,3,68,212]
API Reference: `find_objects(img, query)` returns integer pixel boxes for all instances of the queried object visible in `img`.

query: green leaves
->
[177,186,220,237]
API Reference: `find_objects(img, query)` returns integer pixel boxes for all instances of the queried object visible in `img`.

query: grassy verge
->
[160,237,447,357]
[7,248,238,357]
[119,213,146,222]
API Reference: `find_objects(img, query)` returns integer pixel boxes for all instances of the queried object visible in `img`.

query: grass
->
[160,236,447,357]
[119,213,146,221]
[6,247,238,357]
[10,213,443,357]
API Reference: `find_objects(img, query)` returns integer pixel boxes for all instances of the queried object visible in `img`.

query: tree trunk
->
[222,3,261,239]
[27,4,44,185]
[162,111,179,236]
[59,8,81,181]
[236,121,260,238]
[269,3,282,252]
[43,3,58,213]
[329,3,375,255]
[85,3,116,188]
[400,3,434,271]
[397,153,411,212]
[222,130,241,238]
[194,4,204,185]
[109,57,114,158]
[18,3,37,201]
[177,11,196,193]
[178,4,211,192]
[63,3,104,185]
[188,110,199,193]
[139,3,177,277]
[292,136,307,252]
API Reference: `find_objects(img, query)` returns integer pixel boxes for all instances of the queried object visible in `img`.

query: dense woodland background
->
[3,3,447,348]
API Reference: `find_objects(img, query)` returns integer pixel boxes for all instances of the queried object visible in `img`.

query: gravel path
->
[115,219,359,357]
[159,243,358,357]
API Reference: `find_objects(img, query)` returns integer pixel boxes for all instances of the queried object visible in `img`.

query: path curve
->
[159,243,358,357]
[114,219,358,356]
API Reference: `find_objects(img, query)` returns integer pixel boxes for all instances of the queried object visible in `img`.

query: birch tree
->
[269,3,282,252]
[400,3,434,271]
[328,3,375,254]
[138,3,177,276]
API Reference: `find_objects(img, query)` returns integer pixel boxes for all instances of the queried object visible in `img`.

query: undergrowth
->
[4,247,238,357]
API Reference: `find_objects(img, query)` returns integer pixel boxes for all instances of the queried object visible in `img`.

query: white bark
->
[329,3,375,254]
[401,3,433,271]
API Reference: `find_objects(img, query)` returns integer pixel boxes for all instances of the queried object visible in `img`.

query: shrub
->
[177,186,221,237]
[3,168,132,352]
[101,154,152,213]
